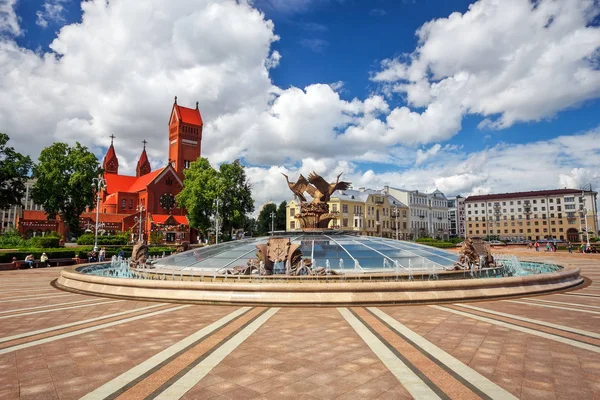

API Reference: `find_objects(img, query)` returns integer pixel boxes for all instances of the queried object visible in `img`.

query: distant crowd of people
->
[531,241,597,254]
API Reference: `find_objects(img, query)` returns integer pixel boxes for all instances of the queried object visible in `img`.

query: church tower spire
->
[136,140,151,177]
[168,96,203,178]
[103,134,119,174]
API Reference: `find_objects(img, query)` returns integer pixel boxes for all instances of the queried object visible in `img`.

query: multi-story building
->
[286,188,409,238]
[0,179,43,233]
[447,195,465,238]
[464,188,598,242]
[383,187,449,239]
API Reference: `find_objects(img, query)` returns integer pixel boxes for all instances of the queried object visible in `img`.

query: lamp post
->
[214,198,220,245]
[136,204,145,243]
[91,177,105,252]
[270,211,275,236]
[581,189,590,248]
[395,206,399,241]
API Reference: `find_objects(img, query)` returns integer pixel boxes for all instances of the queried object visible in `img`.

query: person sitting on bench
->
[40,253,49,268]
[25,254,34,268]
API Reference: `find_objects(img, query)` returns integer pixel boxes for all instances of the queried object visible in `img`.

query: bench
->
[0,258,78,271]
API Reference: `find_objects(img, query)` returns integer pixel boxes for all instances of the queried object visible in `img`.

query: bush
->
[76,233,128,246]
[0,248,77,263]
[418,241,456,249]
[28,236,60,248]
[415,237,436,243]
[0,229,27,249]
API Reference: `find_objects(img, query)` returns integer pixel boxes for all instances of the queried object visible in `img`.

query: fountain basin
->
[56,263,583,306]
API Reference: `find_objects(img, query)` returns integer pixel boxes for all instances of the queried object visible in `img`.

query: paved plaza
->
[0,248,599,399]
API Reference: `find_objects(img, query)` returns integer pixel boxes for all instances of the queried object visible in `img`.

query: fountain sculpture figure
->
[283,171,351,229]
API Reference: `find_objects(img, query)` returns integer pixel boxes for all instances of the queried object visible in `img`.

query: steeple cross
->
[109,134,116,145]
[142,139,148,150]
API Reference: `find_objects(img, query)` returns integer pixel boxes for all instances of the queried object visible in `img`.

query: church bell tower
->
[168,96,203,178]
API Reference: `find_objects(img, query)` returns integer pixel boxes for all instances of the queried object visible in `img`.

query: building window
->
[289,208,295,217]
[121,200,126,209]
[129,200,133,209]
[183,160,191,169]
[342,205,348,213]
[332,204,337,212]
[290,221,295,229]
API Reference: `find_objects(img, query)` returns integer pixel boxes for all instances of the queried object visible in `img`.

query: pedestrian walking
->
[568,242,573,254]
[535,241,540,252]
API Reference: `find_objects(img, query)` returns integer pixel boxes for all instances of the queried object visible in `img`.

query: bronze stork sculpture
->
[283,171,351,229]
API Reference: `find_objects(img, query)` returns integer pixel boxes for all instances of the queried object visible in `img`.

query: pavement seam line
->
[81,307,252,400]
[431,305,600,354]
[0,293,75,304]
[513,298,600,310]
[367,307,517,400]
[0,303,167,344]
[504,299,600,314]
[455,303,600,339]
[0,305,191,355]
[338,307,442,400]
[0,298,107,314]
[152,308,280,400]
[0,300,124,320]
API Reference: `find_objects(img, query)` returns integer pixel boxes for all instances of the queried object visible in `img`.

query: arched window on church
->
[121,199,126,209]
[129,200,133,209]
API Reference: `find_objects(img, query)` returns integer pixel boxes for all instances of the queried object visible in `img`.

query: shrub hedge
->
[76,233,128,245]
[416,241,456,249]
[0,246,176,263]
[28,237,60,248]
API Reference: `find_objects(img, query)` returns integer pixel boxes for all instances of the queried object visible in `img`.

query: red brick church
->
[18,97,202,244]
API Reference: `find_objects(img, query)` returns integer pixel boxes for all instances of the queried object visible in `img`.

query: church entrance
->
[166,232,176,242]
[567,228,579,243]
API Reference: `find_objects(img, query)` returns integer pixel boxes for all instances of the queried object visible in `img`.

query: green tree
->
[217,160,255,235]
[177,158,254,238]
[257,203,277,236]
[32,142,102,238]
[176,158,220,233]
[276,200,287,230]
[0,133,33,210]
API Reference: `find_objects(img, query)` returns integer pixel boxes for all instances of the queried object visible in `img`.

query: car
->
[487,240,507,246]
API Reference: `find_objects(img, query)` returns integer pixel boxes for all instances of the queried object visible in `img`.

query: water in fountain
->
[394,260,400,281]
[339,258,344,271]
[259,261,264,278]
[354,260,360,273]
[325,259,330,275]
[286,260,291,275]
[408,259,413,281]
[383,258,390,270]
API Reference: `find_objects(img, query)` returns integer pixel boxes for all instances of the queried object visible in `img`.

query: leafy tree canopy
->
[177,158,254,235]
[276,200,287,230]
[0,133,33,210]
[31,142,102,237]
[257,203,277,236]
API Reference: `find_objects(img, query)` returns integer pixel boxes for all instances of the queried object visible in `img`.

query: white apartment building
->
[0,179,43,233]
[383,187,449,239]
[464,188,598,242]
[447,196,466,238]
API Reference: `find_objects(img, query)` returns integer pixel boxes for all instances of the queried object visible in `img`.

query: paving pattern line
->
[455,303,600,339]
[152,308,280,400]
[0,298,106,314]
[114,307,270,400]
[504,300,600,314]
[560,292,600,299]
[431,305,600,354]
[0,304,190,355]
[0,287,57,294]
[514,298,600,310]
[0,293,77,304]
[338,307,443,400]
[367,307,517,400]
[0,303,168,346]
[81,306,252,400]
[0,299,124,320]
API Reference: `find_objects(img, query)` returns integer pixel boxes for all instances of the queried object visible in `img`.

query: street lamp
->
[214,198,220,245]
[270,211,275,236]
[581,189,590,248]
[136,204,145,243]
[91,177,106,252]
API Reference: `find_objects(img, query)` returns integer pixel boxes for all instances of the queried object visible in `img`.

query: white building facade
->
[447,196,466,238]
[384,187,449,239]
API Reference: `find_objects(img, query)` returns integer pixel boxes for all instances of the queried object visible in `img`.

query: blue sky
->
[1,0,600,206]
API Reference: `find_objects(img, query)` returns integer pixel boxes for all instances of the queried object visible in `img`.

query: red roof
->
[103,167,165,195]
[175,104,203,126]
[103,144,117,168]
[103,194,117,205]
[22,210,52,220]
[128,168,165,192]
[465,188,594,202]
[152,214,188,225]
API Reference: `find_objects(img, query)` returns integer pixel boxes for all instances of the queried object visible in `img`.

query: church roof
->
[174,104,203,126]
[152,214,188,225]
[81,212,126,224]
[103,143,116,164]
[103,167,165,194]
